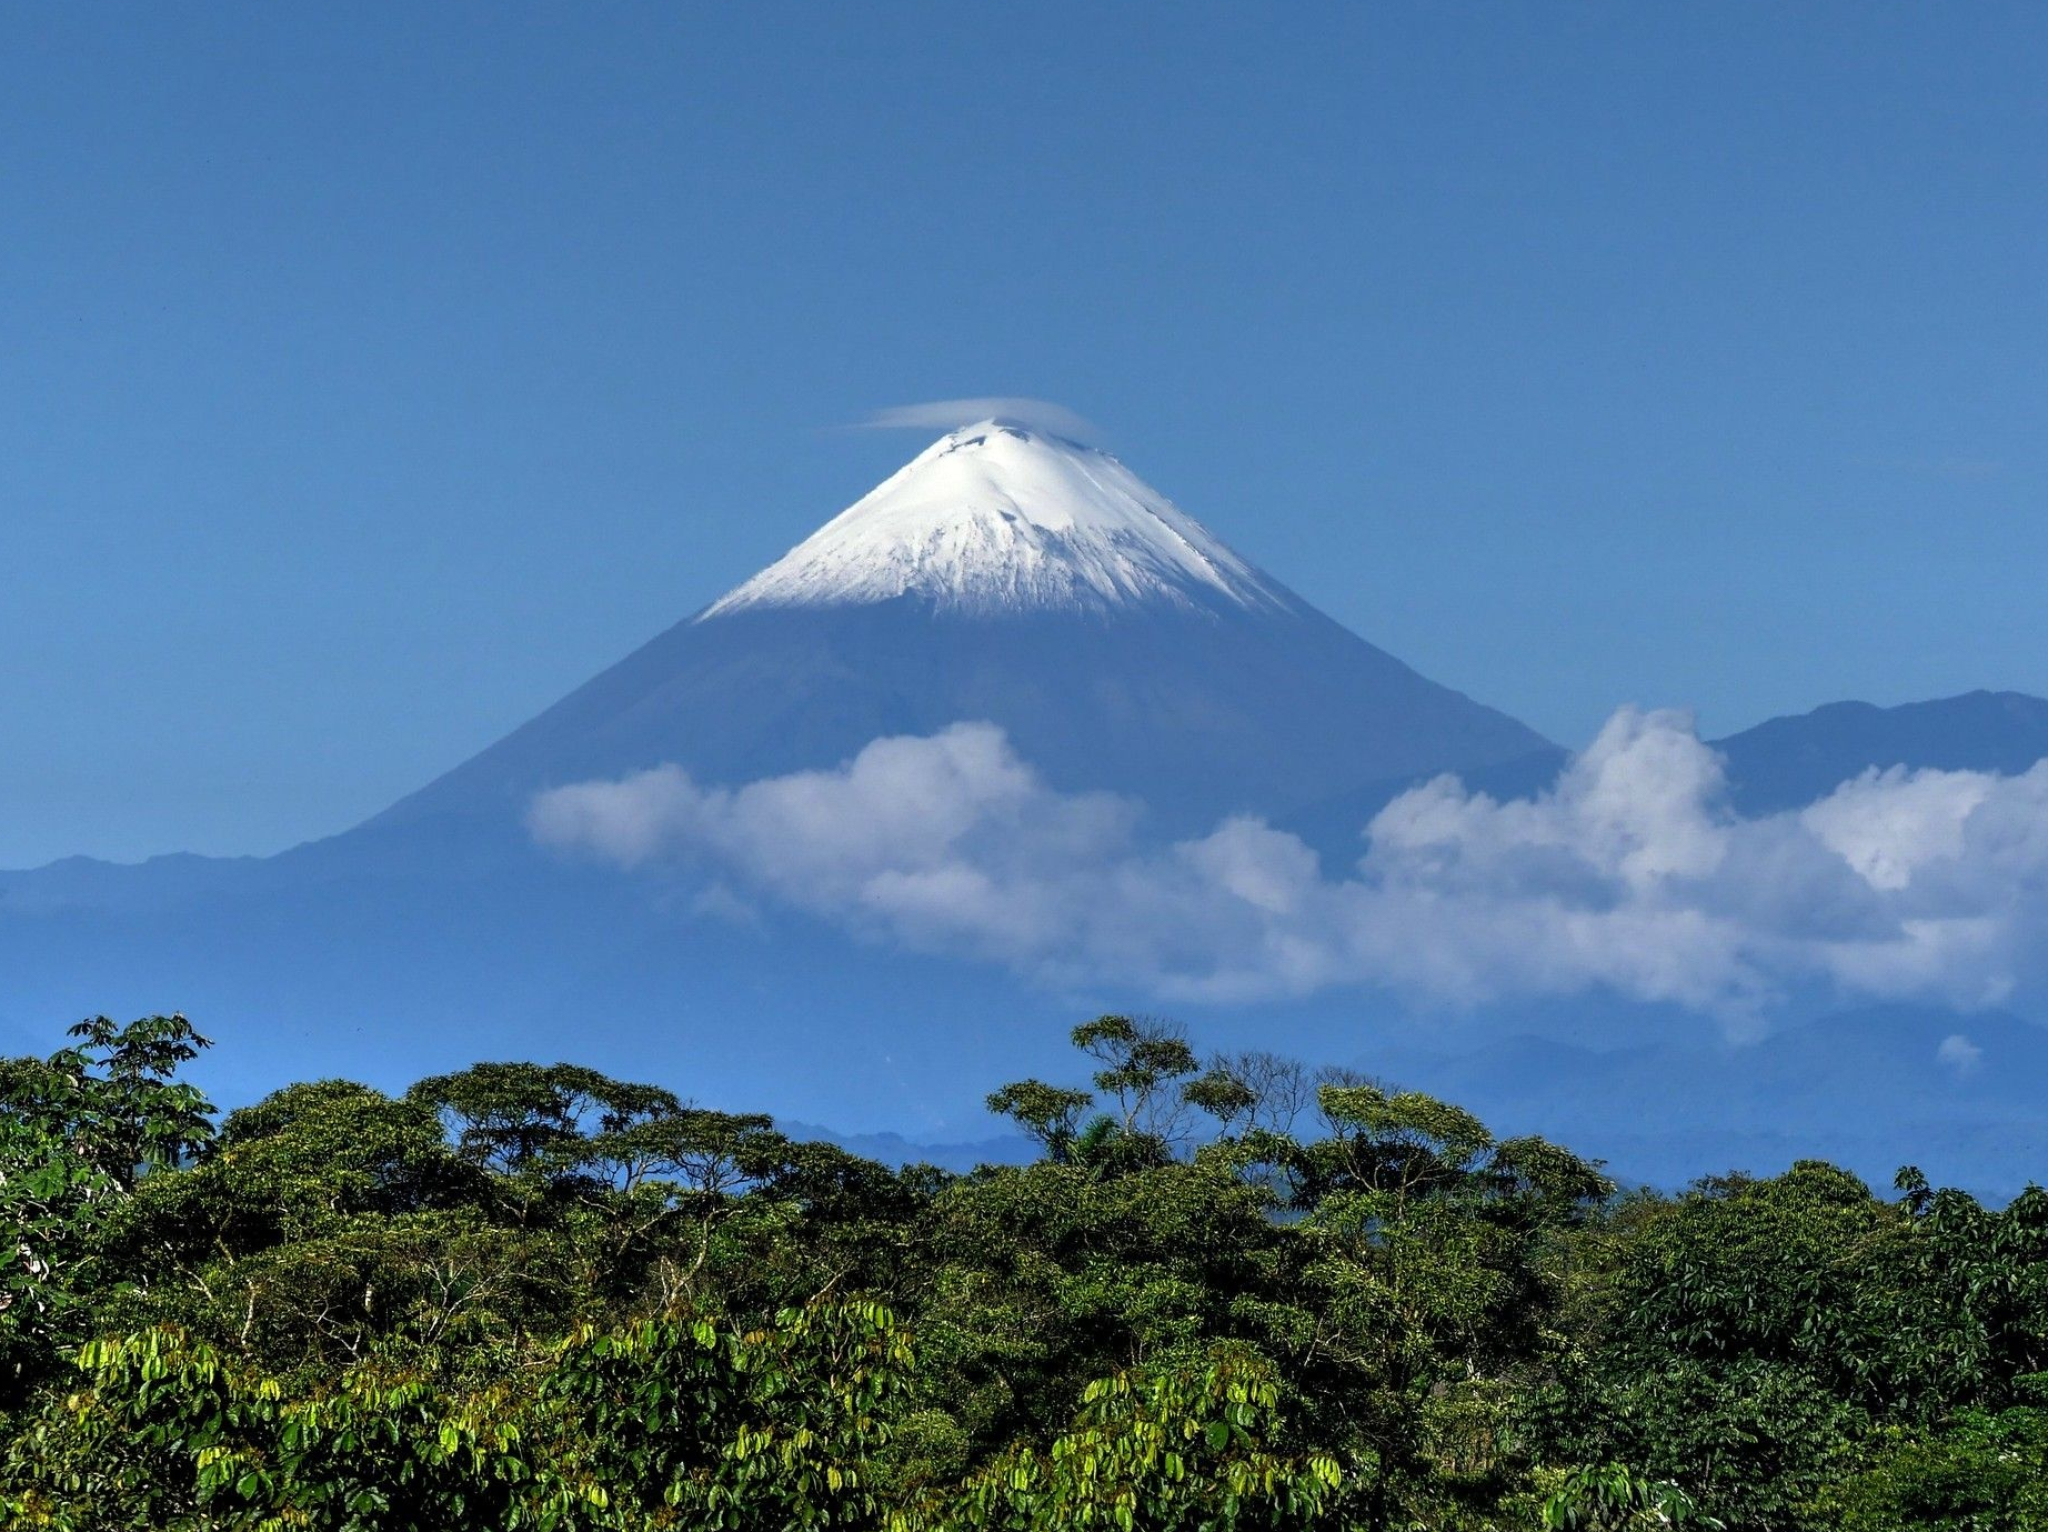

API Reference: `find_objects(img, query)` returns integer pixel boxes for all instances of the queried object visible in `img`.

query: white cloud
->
[1937,1033,1984,1076]
[529,710,2048,1022]
[857,398,1103,442]
[1800,766,1996,891]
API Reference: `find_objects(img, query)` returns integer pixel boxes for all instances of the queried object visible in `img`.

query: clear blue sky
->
[5,4,2044,867]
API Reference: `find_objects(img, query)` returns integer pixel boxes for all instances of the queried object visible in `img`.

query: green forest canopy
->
[3,1012,2046,1530]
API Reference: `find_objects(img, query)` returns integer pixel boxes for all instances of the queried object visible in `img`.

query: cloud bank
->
[858,398,1103,442]
[529,711,2048,1021]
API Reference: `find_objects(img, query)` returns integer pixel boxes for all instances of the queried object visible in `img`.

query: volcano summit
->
[704,421,1285,617]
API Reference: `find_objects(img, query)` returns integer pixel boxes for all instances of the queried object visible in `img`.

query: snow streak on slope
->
[702,422,1290,618]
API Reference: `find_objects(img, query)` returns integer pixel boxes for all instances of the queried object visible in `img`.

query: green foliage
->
[2,1010,2045,1531]
[1886,1169,2048,1410]
[1541,1462,1723,1529]
[1564,1162,1910,1527]
[405,1061,680,1178]
[1810,1396,2048,1530]
[907,1346,1340,1530]
[2,1301,910,1530]
[541,1299,911,1528]
[1071,1015,1199,1142]
[0,1015,213,1405]
[1179,1067,1258,1133]
[985,1080,1094,1165]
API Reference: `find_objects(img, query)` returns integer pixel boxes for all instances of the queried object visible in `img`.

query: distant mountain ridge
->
[1716,690,2048,811]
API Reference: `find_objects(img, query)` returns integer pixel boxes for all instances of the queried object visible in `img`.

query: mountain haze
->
[6,424,2048,1190]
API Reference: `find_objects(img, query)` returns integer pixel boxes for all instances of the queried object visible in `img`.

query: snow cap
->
[702,422,1287,619]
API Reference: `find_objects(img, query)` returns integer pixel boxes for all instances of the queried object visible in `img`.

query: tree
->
[405,1062,679,1179]
[1185,1051,1313,1138]
[544,1298,913,1529]
[1886,1168,2048,1412]
[1565,1161,1908,1529]
[0,1016,213,1406]
[1308,1082,1494,1205]
[985,1081,1094,1165]
[1071,1016,1199,1144]
[1180,1068,1258,1137]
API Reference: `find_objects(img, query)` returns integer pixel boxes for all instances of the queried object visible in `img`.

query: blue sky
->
[4,4,2045,868]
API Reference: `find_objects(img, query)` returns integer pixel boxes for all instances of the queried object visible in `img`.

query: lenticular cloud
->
[529,710,2048,1019]
[857,397,1103,441]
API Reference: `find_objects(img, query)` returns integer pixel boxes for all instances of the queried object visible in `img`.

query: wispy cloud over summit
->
[856,398,1103,442]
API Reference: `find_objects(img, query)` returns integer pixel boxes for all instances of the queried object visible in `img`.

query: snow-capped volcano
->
[704,422,1287,618]
[355,420,1550,841]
